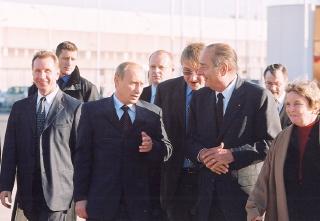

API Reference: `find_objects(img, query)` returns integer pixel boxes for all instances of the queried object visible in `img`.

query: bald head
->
[148,50,174,86]
[114,62,145,105]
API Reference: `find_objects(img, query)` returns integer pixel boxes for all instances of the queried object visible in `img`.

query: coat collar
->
[62,66,81,90]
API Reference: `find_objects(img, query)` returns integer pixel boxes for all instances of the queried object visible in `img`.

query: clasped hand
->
[199,143,234,174]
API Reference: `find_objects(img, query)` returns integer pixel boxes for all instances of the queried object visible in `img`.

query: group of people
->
[0,40,319,221]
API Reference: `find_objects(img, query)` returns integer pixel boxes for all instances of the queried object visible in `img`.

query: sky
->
[2,0,320,19]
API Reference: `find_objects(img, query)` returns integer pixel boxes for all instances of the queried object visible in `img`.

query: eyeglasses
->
[265,81,282,87]
[182,68,200,76]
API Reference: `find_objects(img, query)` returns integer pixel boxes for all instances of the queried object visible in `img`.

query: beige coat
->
[246,125,294,221]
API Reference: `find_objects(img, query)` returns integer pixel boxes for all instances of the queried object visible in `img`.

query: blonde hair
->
[206,43,238,71]
[286,80,320,111]
[32,50,58,68]
[180,42,205,67]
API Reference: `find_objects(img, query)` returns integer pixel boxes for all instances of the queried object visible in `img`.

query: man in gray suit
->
[187,43,281,221]
[0,51,81,221]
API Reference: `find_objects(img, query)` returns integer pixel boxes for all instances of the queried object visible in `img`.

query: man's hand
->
[0,191,12,208]
[75,200,88,219]
[199,143,234,175]
[252,216,263,221]
[209,161,229,175]
[139,131,153,152]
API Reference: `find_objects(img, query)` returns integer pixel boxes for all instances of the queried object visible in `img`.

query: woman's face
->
[286,91,318,127]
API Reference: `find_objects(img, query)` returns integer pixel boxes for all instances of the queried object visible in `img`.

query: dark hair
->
[263,64,288,79]
[56,41,78,57]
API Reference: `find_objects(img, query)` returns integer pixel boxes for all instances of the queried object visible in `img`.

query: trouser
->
[166,168,198,221]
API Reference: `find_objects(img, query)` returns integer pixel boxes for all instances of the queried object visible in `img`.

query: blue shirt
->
[216,76,237,114]
[150,84,157,104]
[113,94,136,123]
[58,75,71,88]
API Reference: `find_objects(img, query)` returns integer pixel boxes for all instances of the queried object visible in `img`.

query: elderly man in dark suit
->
[74,62,172,221]
[263,63,291,129]
[187,43,282,221]
[155,43,205,221]
[140,50,174,104]
[0,50,81,221]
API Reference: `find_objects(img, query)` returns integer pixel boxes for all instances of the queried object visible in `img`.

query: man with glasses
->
[156,43,205,221]
[264,63,291,129]
[140,50,174,104]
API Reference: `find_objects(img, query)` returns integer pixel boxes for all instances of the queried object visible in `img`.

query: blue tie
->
[184,90,194,168]
[185,90,193,129]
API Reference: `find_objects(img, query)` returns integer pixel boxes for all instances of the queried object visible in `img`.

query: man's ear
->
[114,75,120,88]
[219,63,229,76]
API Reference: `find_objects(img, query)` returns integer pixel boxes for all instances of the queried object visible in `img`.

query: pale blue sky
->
[2,0,320,19]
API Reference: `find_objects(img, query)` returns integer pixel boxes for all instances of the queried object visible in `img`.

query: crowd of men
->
[0,40,315,221]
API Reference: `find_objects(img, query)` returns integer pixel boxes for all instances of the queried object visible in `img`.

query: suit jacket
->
[279,105,291,129]
[73,96,172,220]
[187,77,282,219]
[154,76,189,209]
[28,66,100,102]
[0,90,81,213]
[140,85,152,103]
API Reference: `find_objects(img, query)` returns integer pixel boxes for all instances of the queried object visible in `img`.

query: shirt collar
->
[37,86,59,105]
[216,75,237,102]
[186,85,193,96]
[151,84,157,95]
[278,92,286,105]
[113,93,135,112]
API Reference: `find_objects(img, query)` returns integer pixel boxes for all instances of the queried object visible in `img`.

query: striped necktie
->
[120,105,132,132]
[36,97,46,136]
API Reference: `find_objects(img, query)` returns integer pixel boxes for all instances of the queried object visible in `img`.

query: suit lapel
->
[219,77,245,139]
[43,90,64,131]
[175,77,187,130]
[26,94,37,134]
[134,101,147,131]
[146,86,152,102]
[207,89,220,138]
[104,96,123,131]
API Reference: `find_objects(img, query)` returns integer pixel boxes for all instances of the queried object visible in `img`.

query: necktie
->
[186,90,193,130]
[36,97,46,136]
[120,105,132,131]
[183,90,195,168]
[216,93,224,133]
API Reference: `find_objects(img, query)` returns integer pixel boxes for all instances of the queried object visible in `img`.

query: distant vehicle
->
[0,86,28,110]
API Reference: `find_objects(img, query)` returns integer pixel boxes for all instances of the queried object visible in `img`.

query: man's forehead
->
[265,70,286,80]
